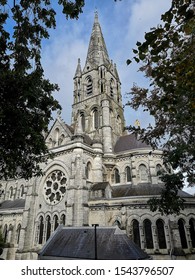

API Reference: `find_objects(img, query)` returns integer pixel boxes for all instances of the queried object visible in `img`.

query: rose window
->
[44,170,67,205]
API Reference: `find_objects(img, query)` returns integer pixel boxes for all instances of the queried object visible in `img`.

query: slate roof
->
[112,183,193,198]
[91,182,110,191]
[114,134,150,153]
[38,226,149,260]
[0,199,25,210]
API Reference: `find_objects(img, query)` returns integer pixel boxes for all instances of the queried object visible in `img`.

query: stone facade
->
[0,13,195,260]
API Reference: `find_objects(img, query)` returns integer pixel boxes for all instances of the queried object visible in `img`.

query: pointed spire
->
[74,58,82,78]
[84,12,110,71]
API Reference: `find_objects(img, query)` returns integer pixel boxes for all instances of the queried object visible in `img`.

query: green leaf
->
[126,59,132,65]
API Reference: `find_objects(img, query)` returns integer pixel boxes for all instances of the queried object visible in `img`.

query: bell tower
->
[71,12,125,154]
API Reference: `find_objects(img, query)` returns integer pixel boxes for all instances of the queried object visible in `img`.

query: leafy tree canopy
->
[0,0,85,180]
[126,0,195,215]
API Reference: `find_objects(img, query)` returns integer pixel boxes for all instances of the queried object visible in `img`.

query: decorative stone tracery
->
[44,170,67,205]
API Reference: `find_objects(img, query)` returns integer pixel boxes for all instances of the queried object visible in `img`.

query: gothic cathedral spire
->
[71,12,126,154]
[83,11,110,72]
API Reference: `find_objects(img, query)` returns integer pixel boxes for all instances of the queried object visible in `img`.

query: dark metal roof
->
[91,182,110,191]
[112,183,193,198]
[39,226,149,260]
[0,199,25,210]
[114,134,150,153]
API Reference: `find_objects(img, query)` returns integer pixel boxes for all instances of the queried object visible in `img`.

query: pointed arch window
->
[110,78,114,97]
[55,128,60,146]
[16,224,21,244]
[3,224,8,243]
[189,218,195,248]
[139,164,148,182]
[156,219,167,249]
[125,166,131,182]
[86,162,92,181]
[46,216,51,241]
[117,115,122,133]
[86,76,93,95]
[92,108,99,129]
[178,219,188,249]
[115,168,120,184]
[80,112,85,132]
[60,214,66,226]
[132,219,141,247]
[144,219,154,249]
[38,216,44,244]
[54,215,59,231]
[9,186,13,199]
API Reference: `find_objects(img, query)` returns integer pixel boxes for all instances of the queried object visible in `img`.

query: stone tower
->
[71,12,125,155]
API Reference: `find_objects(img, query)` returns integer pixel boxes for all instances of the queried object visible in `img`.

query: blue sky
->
[41,0,171,127]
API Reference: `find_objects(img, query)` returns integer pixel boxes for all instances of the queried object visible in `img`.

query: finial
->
[134,119,141,127]
[94,9,98,22]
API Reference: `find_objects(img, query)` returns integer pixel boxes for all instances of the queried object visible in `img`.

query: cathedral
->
[0,13,195,260]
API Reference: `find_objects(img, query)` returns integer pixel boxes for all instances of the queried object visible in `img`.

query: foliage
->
[126,0,195,214]
[0,1,85,180]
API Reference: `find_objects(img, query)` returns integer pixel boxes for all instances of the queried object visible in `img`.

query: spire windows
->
[110,78,114,97]
[92,107,99,129]
[86,76,93,95]
[80,112,85,132]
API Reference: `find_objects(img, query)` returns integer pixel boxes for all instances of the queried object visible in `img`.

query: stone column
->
[101,99,113,155]
[152,225,159,251]
[139,225,145,250]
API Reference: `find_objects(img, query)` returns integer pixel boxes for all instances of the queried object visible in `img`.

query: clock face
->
[44,170,67,205]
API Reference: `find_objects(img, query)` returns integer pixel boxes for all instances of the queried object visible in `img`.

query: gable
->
[45,118,73,149]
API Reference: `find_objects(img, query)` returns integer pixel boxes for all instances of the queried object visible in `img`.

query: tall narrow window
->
[144,219,154,249]
[93,108,99,129]
[115,168,120,183]
[156,164,163,181]
[46,216,51,241]
[54,215,59,231]
[38,216,44,244]
[110,79,114,97]
[86,162,92,181]
[139,164,148,182]
[86,76,93,95]
[3,224,8,243]
[55,128,60,146]
[125,166,131,182]
[156,219,167,249]
[60,214,66,226]
[189,218,195,248]
[132,219,141,247]
[9,186,13,199]
[80,112,85,132]
[178,219,188,249]
[16,224,21,244]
